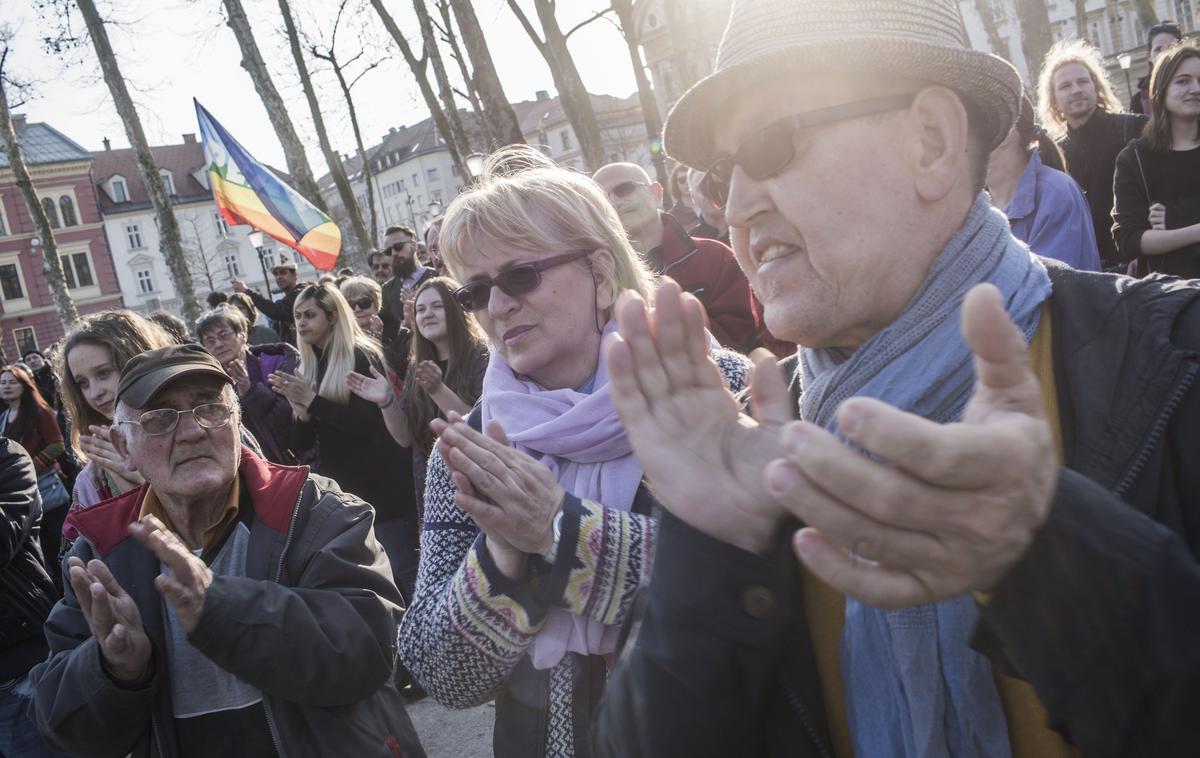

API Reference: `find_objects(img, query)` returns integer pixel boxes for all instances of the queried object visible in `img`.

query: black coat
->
[1059,109,1147,269]
[595,262,1200,757]
[248,284,303,346]
[0,438,57,681]
[1112,136,1200,278]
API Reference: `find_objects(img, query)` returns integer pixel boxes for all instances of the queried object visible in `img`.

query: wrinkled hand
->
[606,279,793,554]
[89,426,143,491]
[413,360,444,392]
[403,299,416,331]
[432,412,564,569]
[226,358,251,395]
[356,313,384,339]
[268,369,317,417]
[347,365,392,406]
[1149,203,1166,230]
[230,277,248,294]
[766,284,1056,608]
[67,556,151,683]
[130,515,213,634]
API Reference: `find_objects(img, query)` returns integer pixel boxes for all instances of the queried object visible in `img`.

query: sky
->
[2,0,639,176]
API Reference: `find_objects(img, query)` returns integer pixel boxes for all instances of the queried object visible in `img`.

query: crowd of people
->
[3,0,1200,756]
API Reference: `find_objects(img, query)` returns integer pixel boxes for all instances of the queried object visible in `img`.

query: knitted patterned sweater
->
[399,350,751,757]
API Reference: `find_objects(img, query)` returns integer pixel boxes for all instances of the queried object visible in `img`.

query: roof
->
[511,92,641,136]
[90,140,211,213]
[0,119,92,168]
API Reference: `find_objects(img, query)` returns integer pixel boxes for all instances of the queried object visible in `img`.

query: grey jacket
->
[28,446,425,758]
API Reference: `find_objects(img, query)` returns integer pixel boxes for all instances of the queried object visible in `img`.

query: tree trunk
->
[75,0,202,324]
[277,0,371,268]
[415,0,472,155]
[1075,0,1089,41]
[223,0,327,212]
[436,0,492,148]
[1130,0,1158,29]
[611,0,669,200]
[325,56,379,244]
[973,0,1008,58]
[663,0,697,91]
[449,0,526,147]
[507,0,606,171]
[369,0,469,179]
[0,76,79,328]
[1013,0,1055,85]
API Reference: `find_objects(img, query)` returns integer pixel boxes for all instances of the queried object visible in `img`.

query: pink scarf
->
[480,324,642,670]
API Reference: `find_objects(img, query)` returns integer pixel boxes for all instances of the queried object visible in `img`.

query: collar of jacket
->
[648,212,698,274]
[1068,107,1116,139]
[1004,149,1045,223]
[1044,260,1200,492]
[66,446,309,557]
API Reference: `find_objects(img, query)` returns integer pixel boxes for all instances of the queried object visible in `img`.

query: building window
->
[450,164,459,176]
[136,268,154,294]
[59,195,78,227]
[161,170,176,195]
[0,262,23,300]
[13,327,36,357]
[561,130,572,151]
[225,254,241,278]
[110,179,128,203]
[41,197,60,229]
[213,212,228,237]
[412,172,420,186]
[0,206,6,236]
[427,168,439,183]
[61,252,95,289]
[126,223,143,249]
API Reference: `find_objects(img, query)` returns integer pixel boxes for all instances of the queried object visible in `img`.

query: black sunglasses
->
[386,239,414,254]
[609,180,649,199]
[454,250,592,312]
[700,93,915,206]
[349,297,374,310]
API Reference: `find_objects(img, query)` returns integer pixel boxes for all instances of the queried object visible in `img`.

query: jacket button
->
[741,585,776,619]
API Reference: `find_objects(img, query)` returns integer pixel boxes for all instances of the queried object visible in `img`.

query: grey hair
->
[113,384,241,444]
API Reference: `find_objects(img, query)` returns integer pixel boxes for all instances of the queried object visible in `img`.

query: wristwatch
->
[541,509,564,562]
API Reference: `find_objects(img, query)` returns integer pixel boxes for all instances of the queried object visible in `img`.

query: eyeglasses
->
[349,297,375,311]
[700,93,915,206]
[200,329,237,347]
[608,180,649,200]
[386,240,414,254]
[454,250,592,312]
[118,402,234,436]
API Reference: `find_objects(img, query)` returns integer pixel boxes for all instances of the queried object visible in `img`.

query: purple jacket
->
[241,343,318,466]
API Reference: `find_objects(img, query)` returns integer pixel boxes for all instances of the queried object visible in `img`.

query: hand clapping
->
[67,555,152,683]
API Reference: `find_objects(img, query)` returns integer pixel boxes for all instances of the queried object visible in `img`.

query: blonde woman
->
[268,282,420,595]
[398,146,751,757]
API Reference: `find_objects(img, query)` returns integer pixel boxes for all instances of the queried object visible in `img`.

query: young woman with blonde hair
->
[398,146,751,756]
[268,282,420,595]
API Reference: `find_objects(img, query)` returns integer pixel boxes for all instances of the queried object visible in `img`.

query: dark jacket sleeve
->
[28,540,160,757]
[248,287,297,324]
[594,511,803,757]
[695,239,759,351]
[186,485,401,708]
[240,352,299,451]
[0,439,37,568]
[1111,142,1151,262]
[976,467,1200,755]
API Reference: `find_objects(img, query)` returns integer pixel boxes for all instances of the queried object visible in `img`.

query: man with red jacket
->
[593,162,759,351]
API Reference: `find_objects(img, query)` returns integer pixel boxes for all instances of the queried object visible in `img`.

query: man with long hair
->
[1038,39,1146,269]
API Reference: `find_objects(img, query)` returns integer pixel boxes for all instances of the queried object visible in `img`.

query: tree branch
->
[347,57,383,89]
[564,7,613,40]
[505,0,545,51]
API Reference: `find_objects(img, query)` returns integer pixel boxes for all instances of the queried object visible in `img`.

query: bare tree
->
[434,0,491,147]
[449,0,526,146]
[1075,0,1089,41]
[222,0,327,211]
[1013,0,1054,84]
[74,0,203,324]
[179,210,222,293]
[307,0,383,244]
[610,0,669,199]
[0,32,79,329]
[973,0,1009,58]
[414,0,472,155]
[368,0,469,178]
[277,0,371,268]
[1130,0,1159,29]
[506,1,610,170]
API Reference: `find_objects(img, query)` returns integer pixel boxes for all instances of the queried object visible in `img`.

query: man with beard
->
[1039,40,1146,270]
[379,226,435,381]
[593,162,758,351]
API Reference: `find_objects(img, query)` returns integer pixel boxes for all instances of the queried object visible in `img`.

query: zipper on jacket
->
[784,685,833,758]
[1114,361,1199,496]
[262,481,306,758]
[151,713,165,757]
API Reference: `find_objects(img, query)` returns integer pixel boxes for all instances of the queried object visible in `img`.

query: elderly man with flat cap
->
[27,344,424,758]
[597,0,1200,756]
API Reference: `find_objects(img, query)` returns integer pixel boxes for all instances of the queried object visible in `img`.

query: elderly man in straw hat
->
[596,1,1200,756]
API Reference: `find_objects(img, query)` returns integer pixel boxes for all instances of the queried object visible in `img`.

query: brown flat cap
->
[117,343,232,409]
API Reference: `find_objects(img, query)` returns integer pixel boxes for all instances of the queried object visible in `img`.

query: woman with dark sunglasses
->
[340,275,385,339]
[397,146,751,758]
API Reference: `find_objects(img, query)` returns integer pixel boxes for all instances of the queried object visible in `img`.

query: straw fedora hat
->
[663,0,1023,170]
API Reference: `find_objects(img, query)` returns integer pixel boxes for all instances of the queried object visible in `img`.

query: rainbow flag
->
[195,100,340,271]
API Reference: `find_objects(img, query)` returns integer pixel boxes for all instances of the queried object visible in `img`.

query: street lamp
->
[465,153,486,182]
[247,229,273,298]
[1118,52,1134,104]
